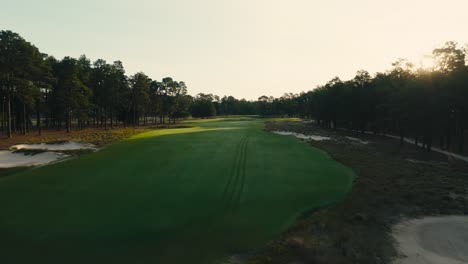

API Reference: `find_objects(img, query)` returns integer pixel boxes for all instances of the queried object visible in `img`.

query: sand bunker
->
[11,141,96,151]
[301,120,315,124]
[272,131,331,141]
[345,136,370,144]
[0,141,95,168]
[392,216,468,264]
[0,150,68,168]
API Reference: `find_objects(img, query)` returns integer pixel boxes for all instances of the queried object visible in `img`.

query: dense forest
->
[1,30,467,154]
[257,42,468,154]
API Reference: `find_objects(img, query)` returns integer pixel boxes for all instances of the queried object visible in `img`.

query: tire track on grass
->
[232,137,249,207]
[224,137,249,208]
[222,137,246,200]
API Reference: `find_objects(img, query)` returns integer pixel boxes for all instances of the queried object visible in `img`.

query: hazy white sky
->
[2,0,468,99]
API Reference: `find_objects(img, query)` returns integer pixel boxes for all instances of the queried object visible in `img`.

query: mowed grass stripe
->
[222,136,246,202]
[233,137,249,207]
[224,136,249,208]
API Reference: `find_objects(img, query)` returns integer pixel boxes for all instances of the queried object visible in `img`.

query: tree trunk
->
[45,113,49,129]
[23,103,26,135]
[104,109,107,130]
[447,132,451,151]
[110,111,113,129]
[7,94,12,138]
[36,101,41,136]
[1,98,4,135]
[26,112,30,133]
[13,107,17,133]
[426,135,432,152]
[94,110,97,128]
[44,89,49,129]
[66,110,71,133]
[460,124,465,153]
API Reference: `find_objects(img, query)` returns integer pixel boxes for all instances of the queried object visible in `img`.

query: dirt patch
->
[10,141,96,151]
[249,121,468,264]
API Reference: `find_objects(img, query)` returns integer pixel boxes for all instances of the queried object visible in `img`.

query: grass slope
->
[0,118,353,264]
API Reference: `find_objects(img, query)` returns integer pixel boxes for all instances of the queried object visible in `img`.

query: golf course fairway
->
[0,118,354,264]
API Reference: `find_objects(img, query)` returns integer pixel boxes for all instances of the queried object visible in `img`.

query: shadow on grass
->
[0,167,29,178]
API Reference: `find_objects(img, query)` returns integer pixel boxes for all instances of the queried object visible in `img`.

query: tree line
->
[256,42,468,154]
[0,30,198,137]
[1,30,467,154]
[0,30,262,138]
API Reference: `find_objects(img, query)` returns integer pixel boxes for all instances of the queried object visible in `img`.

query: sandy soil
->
[393,216,468,264]
[0,141,97,168]
[272,131,332,141]
[11,141,96,151]
[0,151,68,168]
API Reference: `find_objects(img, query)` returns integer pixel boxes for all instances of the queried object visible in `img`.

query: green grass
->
[261,117,302,122]
[0,167,29,178]
[0,117,354,264]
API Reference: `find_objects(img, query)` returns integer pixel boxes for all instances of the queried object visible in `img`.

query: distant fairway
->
[0,118,354,264]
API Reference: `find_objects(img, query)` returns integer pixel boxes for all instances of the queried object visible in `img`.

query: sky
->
[2,0,468,100]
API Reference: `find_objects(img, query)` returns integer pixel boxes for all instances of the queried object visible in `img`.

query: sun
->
[419,54,436,70]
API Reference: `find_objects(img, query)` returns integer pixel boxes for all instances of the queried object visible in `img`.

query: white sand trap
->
[345,136,370,144]
[392,216,468,264]
[406,159,448,166]
[0,150,68,168]
[272,131,331,141]
[11,141,96,151]
[301,120,315,124]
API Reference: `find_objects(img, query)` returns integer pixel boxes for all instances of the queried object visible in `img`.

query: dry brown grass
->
[0,126,156,150]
